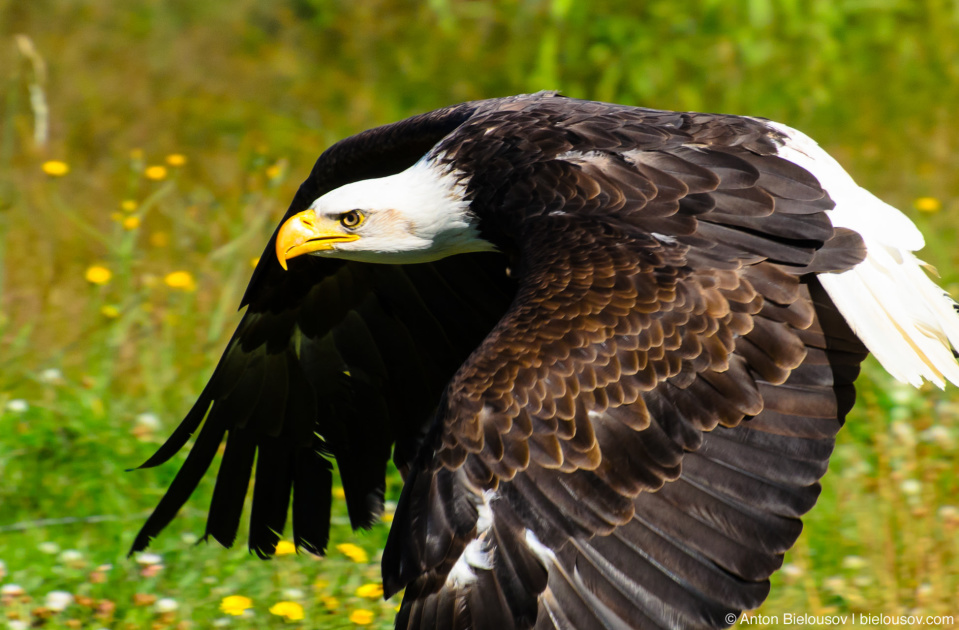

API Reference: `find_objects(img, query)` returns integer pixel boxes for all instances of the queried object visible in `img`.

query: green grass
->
[1,1,958,628]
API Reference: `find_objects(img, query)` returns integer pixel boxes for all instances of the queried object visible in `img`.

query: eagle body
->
[133,93,959,629]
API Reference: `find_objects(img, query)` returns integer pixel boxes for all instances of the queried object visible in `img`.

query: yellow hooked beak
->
[275,209,359,270]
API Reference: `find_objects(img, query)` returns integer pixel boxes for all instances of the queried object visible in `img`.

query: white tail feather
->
[768,121,959,388]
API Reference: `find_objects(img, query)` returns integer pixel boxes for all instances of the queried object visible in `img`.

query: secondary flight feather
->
[131,92,959,629]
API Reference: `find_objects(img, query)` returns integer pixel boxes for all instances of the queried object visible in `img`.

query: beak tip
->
[275,238,289,271]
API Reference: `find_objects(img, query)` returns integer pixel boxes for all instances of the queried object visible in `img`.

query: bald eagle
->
[132,93,959,629]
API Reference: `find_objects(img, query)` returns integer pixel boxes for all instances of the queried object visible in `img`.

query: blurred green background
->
[1,1,958,628]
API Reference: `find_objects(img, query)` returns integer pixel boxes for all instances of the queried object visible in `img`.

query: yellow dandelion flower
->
[144,165,168,181]
[166,154,187,166]
[250,257,260,268]
[150,232,170,248]
[122,216,140,230]
[332,486,346,499]
[269,601,304,621]
[336,543,368,563]
[121,200,137,212]
[274,541,296,556]
[85,265,112,285]
[100,305,120,318]
[266,163,283,179]
[915,196,942,213]
[220,595,252,616]
[321,596,339,610]
[355,583,383,599]
[381,512,394,523]
[350,609,374,625]
[164,271,196,291]
[42,160,70,176]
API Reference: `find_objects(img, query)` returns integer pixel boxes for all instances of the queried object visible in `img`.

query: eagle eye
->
[340,210,364,229]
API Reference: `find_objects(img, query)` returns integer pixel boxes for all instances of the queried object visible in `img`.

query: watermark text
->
[733,612,954,626]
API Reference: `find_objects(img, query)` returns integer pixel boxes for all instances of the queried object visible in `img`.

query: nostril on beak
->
[299,213,314,229]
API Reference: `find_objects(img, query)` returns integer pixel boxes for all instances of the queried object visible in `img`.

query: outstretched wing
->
[382,99,869,629]
[130,101,524,557]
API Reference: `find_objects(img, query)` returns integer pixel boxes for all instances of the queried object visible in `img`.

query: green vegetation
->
[1,1,958,628]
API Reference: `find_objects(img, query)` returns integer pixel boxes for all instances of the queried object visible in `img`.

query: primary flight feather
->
[132,92,959,629]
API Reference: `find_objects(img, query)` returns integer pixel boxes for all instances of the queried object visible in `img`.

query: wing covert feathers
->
[391,282,868,630]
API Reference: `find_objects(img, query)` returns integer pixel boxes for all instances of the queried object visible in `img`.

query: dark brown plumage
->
[131,92,957,629]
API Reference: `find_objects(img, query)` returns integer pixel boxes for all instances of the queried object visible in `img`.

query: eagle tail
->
[768,121,959,388]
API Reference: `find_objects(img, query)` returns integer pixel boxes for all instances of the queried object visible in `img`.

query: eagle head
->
[275,160,494,269]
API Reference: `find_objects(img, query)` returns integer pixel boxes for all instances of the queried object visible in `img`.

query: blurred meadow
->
[1,0,959,628]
